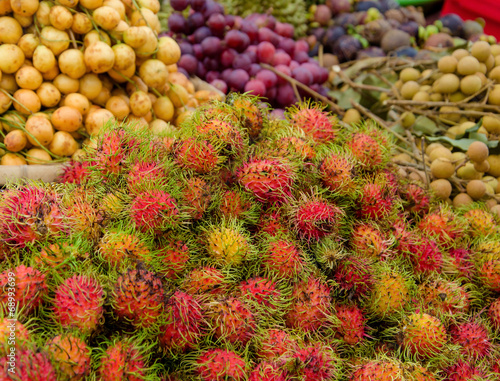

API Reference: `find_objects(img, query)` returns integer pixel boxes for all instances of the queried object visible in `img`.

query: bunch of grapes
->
[165,0,330,108]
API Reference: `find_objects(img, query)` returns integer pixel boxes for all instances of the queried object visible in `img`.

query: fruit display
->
[0,0,222,166]
[307,1,491,63]
[166,0,330,109]
[327,40,500,209]
[0,94,499,380]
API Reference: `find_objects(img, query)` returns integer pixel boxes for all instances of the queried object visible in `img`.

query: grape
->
[168,13,187,34]
[245,48,257,63]
[289,60,300,71]
[240,21,258,42]
[207,13,226,34]
[225,15,236,28]
[275,22,295,38]
[258,28,280,46]
[225,30,249,51]
[221,68,232,83]
[294,40,309,54]
[203,0,224,18]
[270,108,286,119]
[266,16,277,30]
[191,0,205,11]
[170,0,189,11]
[276,83,296,106]
[187,12,205,34]
[201,36,222,56]
[196,62,207,78]
[179,41,194,55]
[278,38,295,56]
[300,62,320,83]
[210,79,228,93]
[221,49,238,68]
[318,67,329,83]
[248,63,261,77]
[244,79,266,97]
[178,68,189,78]
[203,57,219,72]
[194,26,212,44]
[274,64,291,85]
[256,42,275,64]
[232,54,252,71]
[192,44,203,60]
[178,54,198,75]
[292,66,313,86]
[228,69,249,91]
[293,51,309,64]
[272,51,291,66]
[206,71,220,83]
[256,69,278,88]
[266,87,277,101]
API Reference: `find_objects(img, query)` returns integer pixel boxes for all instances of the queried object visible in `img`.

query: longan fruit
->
[400,67,420,82]
[431,158,455,179]
[437,55,458,73]
[412,91,430,102]
[457,56,481,76]
[490,204,500,217]
[471,41,491,62]
[400,81,420,100]
[460,75,482,95]
[467,141,489,163]
[474,160,490,173]
[430,179,452,200]
[439,106,461,122]
[452,49,469,61]
[401,111,415,128]
[435,73,459,93]
[342,108,361,124]
[425,142,444,156]
[453,193,473,207]
[457,162,482,180]
[429,146,453,162]
[487,86,500,106]
[466,179,487,200]
[486,155,500,177]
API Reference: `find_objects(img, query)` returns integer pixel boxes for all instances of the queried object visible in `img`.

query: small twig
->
[68,29,78,50]
[405,129,421,160]
[0,89,32,115]
[449,176,466,192]
[384,99,500,112]
[319,44,324,68]
[337,69,392,93]
[261,63,344,115]
[421,137,430,188]
[291,81,302,103]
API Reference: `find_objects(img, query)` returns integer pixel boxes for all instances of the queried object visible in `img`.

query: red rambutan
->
[287,103,337,143]
[182,177,213,220]
[261,237,305,279]
[196,348,247,381]
[130,190,181,233]
[238,276,282,310]
[346,132,384,170]
[357,183,393,220]
[127,161,168,194]
[409,237,443,275]
[182,267,228,298]
[334,256,374,300]
[291,342,339,381]
[256,329,297,360]
[0,348,57,381]
[59,161,93,184]
[335,304,366,345]
[98,339,148,381]
[175,137,221,174]
[401,313,447,359]
[443,360,487,381]
[488,297,500,330]
[248,361,287,381]
[450,321,491,359]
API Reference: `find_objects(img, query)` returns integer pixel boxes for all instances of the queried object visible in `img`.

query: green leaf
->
[413,116,440,136]
[425,135,477,151]
[328,88,361,110]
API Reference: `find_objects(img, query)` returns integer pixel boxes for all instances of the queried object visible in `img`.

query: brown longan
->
[457,56,481,76]
[466,179,487,200]
[430,179,452,200]
[431,158,455,179]
[467,141,489,162]
[470,41,491,62]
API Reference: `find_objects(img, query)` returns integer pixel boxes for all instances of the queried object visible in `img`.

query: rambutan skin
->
[292,343,339,381]
[288,105,337,143]
[0,348,57,381]
[401,313,447,359]
[130,190,181,233]
[261,238,305,279]
[294,199,343,241]
[449,321,491,359]
[336,304,366,345]
[98,341,147,381]
[196,348,247,381]
[175,138,221,174]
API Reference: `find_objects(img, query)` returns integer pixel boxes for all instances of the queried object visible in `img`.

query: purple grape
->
[232,54,252,70]
[236,33,250,52]
[274,64,291,85]
[245,48,257,63]
[240,21,258,42]
[221,68,232,82]
[266,16,277,31]
[225,30,248,50]
[206,71,220,82]
[294,40,309,54]
[292,66,313,86]
[272,51,291,66]
[258,27,280,46]
[300,62,320,83]
[270,108,286,119]
[289,60,299,71]
[179,41,194,55]
[277,38,295,56]
[256,41,275,64]
[293,50,309,64]
[196,61,207,78]
[256,69,277,88]
[318,67,329,83]
[193,26,212,44]
[228,69,249,92]
[168,13,187,34]
[207,13,226,34]
[178,54,197,75]
[221,49,238,68]
[266,87,277,101]
[276,83,296,107]
[170,0,189,11]
[275,22,294,38]
[248,63,261,77]
[203,0,224,18]
[201,36,221,55]
[192,44,203,60]
[244,79,266,97]
[225,15,236,28]
[177,67,189,77]
[191,0,205,11]
[203,57,219,71]
[187,12,205,34]
[210,79,228,93]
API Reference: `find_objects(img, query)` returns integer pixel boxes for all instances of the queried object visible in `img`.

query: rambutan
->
[248,361,288,381]
[94,128,130,175]
[350,359,403,381]
[158,291,204,353]
[218,187,260,224]
[476,252,500,292]
[291,194,344,241]
[98,230,150,267]
[334,256,374,300]
[64,197,102,241]
[196,348,247,381]
[285,277,332,332]
[275,136,316,161]
[59,160,93,184]
[488,297,500,330]
[236,158,295,203]
[111,268,165,328]
[409,237,443,275]
[97,339,149,381]
[0,318,30,357]
[318,151,356,194]
[0,265,47,316]
[53,274,105,333]
[195,118,245,155]
[175,137,221,174]
[417,278,470,315]
[46,333,91,380]
[346,131,385,170]
[182,177,213,220]
[350,223,388,259]
[291,342,340,381]
[401,183,430,215]
[400,313,447,359]
[443,247,475,279]
[233,96,266,139]
[357,182,393,221]
[126,161,168,194]
[130,189,181,233]
[450,321,491,359]
[443,360,487,381]
[368,270,411,319]
[258,207,288,236]
[238,277,282,310]
[155,237,190,280]
[463,208,497,237]
[182,267,228,298]
[418,209,462,248]
[0,348,57,381]
[0,185,66,247]
[335,304,366,345]
[287,103,337,143]
[206,222,251,266]
[261,237,305,279]
[204,297,256,345]
[256,329,297,360]
[406,364,438,381]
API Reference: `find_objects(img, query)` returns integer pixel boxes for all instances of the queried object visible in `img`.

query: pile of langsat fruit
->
[0,0,221,166]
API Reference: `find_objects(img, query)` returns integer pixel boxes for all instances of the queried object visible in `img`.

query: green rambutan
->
[195,118,245,156]
[0,265,47,316]
[400,312,447,359]
[53,274,105,333]
[130,189,181,233]
[110,267,165,329]
[46,332,91,380]
[196,348,248,381]
[232,95,267,139]
[158,290,204,354]
[286,102,337,143]
[285,276,333,332]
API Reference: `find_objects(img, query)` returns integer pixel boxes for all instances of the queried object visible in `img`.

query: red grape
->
[207,13,226,34]
[292,66,313,85]
[300,62,320,83]
[289,60,300,71]
[274,64,291,85]
[221,68,232,82]
[233,54,252,70]
[294,40,309,54]
[225,30,249,51]
[192,44,203,60]
[203,0,224,18]
[276,83,297,106]
[275,22,294,38]
[293,50,310,64]
[244,79,266,97]
[272,51,291,66]
[245,48,257,63]
[319,67,329,83]
[206,71,220,83]
[225,15,236,28]
[187,12,205,33]
[170,0,189,12]
[191,0,205,11]
[221,48,238,68]
[179,41,194,55]
[168,13,187,34]
[256,42,275,64]
[196,62,207,77]
[210,79,228,93]
[203,57,219,71]
[201,36,222,56]
[193,26,212,43]
[256,69,278,88]
[178,54,197,75]
[240,21,258,42]
[228,69,250,92]
[248,63,261,77]
[270,108,286,119]
[278,38,295,56]
[266,86,277,101]
[258,27,280,46]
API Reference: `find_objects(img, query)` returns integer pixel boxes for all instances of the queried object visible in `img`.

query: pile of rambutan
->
[0,94,499,380]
